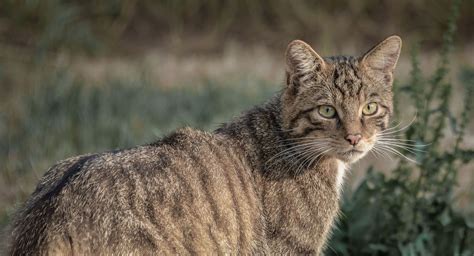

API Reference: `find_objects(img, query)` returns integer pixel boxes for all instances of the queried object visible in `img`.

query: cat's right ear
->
[286,40,326,76]
[285,40,326,94]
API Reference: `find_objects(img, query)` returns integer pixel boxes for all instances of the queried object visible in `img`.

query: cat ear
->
[286,40,326,75]
[361,35,402,73]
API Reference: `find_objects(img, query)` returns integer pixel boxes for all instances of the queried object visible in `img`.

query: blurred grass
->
[1,0,473,55]
[0,70,276,230]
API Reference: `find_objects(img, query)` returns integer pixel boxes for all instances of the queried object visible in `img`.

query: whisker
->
[265,137,332,163]
[376,137,422,143]
[378,143,426,156]
[283,147,325,174]
[377,141,428,150]
[376,145,418,164]
[377,141,427,151]
[370,148,389,161]
[378,115,418,136]
[275,137,331,143]
[272,138,331,148]
[265,143,329,170]
[375,147,393,160]
[294,148,330,175]
[306,149,331,171]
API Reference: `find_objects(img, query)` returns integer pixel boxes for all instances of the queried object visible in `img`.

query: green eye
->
[318,105,336,118]
[363,102,378,115]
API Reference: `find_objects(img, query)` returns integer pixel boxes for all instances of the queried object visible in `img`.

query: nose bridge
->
[344,118,361,135]
[341,101,361,135]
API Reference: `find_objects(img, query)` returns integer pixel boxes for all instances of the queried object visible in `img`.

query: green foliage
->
[328,0,474,254]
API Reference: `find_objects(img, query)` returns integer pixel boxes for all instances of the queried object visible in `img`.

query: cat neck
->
[215,93,346,186]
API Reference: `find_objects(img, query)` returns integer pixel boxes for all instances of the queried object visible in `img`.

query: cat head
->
[281,36,402,164]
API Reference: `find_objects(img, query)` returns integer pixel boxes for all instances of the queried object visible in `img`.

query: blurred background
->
[1,0,473,254]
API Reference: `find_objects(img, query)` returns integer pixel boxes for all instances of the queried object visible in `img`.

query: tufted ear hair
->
[361,35,402,73]
[286,40,326,76]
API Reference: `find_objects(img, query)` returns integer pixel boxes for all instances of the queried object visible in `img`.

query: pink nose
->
[345,134,362,146]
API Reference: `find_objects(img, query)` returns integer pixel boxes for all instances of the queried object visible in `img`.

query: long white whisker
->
[266,142,323,161]
[377,141,427,151]
[378,143,425,155]
[285,147,325,174]
[376,145,418,164]
[372,146,393,161]
[306,149,331,170]
[275,137,331,143]
[378,115,418,136]
[272,138,331,148]
[294,147,330,175]
[265,143,329,170]
[376,137,423,143]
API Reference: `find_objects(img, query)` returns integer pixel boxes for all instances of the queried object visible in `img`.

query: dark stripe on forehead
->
[333,68,346,96]
[345,68,360,97]
[356,83,364,96]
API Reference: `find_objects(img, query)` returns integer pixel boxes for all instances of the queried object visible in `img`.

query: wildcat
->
[7,36,401,255]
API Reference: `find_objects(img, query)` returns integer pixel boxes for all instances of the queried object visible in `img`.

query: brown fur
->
[7,36,401,255]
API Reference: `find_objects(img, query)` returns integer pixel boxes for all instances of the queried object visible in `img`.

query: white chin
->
[338,150,368,163]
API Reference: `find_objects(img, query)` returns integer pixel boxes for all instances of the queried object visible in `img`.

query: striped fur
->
[7,36,401,255]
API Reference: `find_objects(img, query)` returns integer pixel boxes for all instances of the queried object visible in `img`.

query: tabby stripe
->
[180,228,197,255]
[228,148,255,210]
[125,169,175,252]
[356,82,364,96]
[299,126,324,137]
[245,116,265,171]
[186,149,231,251]
[207,225,221,254]
[277,185,287,226]
[295,179,312,211]
[269,109,285,142]
[376,122,386,130]
[187,152,222,227]
[164,152,220,253]
[289,108,315,130]
[333,69,346,96]
[208,139,245,253]
[375,112,388,130]
[143,199,176,254]
[130,162,187,253]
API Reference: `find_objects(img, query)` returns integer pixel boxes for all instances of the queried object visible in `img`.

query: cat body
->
[8,36,401,255]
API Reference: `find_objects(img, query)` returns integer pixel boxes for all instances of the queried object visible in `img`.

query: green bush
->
[328,0,474,254]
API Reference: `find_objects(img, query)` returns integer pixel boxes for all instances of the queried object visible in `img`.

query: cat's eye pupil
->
[318,105,336,118]
[363,102,378,115]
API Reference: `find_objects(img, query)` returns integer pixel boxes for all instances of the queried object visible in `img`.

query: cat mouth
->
[341,149,364,156]
[337,149,366,163]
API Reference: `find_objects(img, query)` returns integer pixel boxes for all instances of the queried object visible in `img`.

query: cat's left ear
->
[361,35,402,73]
